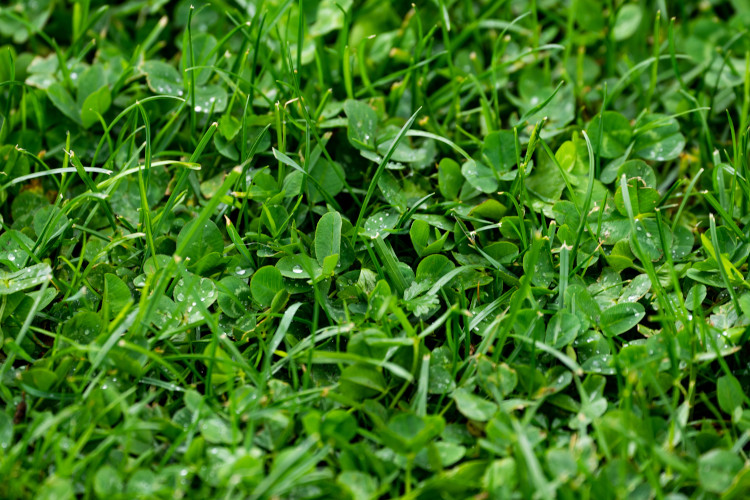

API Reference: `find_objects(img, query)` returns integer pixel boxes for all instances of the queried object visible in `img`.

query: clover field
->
[2,0,750,498]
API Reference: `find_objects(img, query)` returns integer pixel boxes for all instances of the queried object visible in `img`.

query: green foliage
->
[1,0,750,498]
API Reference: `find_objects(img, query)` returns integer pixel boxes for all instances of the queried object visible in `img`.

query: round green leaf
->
[453,388,498,422]
[382,413,445,454]
[630,218,671,261]
[308,159,345,204]
[619,274,651,303]
[362,210,399,239]
[21,367,57,392]
[33,205,68,240]
[587,111,632,159]
[0,411,13,451]
[0,230,34,270]
[416,254,456,284]
[344,99,377,150]
[685,284,707,311]
[250,265,283,308]
[174,273,217,322]
[143,60,182,96]
[181,32,217,86]
[484,241,519,264]
[94,465,124,497]
[321,409,358,443]
[337,471,378,499]
[143,255,172,276]
[524,248,556,287]
[104,273,132,316]
[698,449,743,493]
[81,85,111,128]
[276,254,320,280]
[617,160,657,189]
[194,85,228,113]
[339,363,386,400]
[581,354,615,374]
[461,160,498,193]
[483,130,517,173]
[600,302,645,336]
[76,63,106,105]
[0,263,52,295]
[200,417,240,444]
[177,218,224,264]
[438,158,463,200]
[614,179,659,216]
[613,4,642,41]
[315,211,342,266]
[46,83,81,124]
[634,114,685,162]
[217,276,253,318]
[37,476,74,500]
[717,375,744,419]
[126,469,158,496]
[545,310,581,348]
[63,310,102,344]
[671,224,694,261]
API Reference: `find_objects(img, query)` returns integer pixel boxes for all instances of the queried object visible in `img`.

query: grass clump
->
[2,0,750,498]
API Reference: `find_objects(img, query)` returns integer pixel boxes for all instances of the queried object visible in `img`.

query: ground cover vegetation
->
[1,0,750,497]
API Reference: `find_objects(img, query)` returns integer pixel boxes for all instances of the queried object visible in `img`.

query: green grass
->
[1,0,750,498]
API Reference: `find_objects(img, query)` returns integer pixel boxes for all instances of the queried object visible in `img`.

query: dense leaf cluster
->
[2,0,750,498]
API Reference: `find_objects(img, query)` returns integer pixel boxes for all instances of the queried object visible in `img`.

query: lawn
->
[1,0,750,498]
